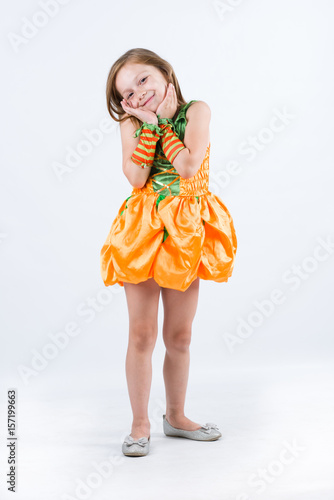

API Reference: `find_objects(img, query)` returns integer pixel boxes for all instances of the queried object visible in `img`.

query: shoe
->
[122,434,150,456]
[163,414,222,441]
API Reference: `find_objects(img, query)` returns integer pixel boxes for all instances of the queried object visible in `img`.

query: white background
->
[1,1,333,499]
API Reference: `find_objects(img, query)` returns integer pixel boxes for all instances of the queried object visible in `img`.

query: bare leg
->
[161,277,202,430]
[123,278,161,440]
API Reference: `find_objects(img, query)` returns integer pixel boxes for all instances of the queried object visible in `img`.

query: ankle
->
[166,411,185,420]
[132,419,150,428]
[131,421,150,440]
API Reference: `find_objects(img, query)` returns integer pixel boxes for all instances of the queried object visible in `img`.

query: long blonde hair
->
[106,48,187,131]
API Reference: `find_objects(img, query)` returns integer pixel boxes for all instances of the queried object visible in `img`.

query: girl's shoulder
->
[173,100,211,142]
[184,100,211,121]
[175,100,211,123]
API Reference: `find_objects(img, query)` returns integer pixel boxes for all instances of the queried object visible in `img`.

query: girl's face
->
[116,63,169,110]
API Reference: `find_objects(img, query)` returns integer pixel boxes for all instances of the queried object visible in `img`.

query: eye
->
[126,77,147,99]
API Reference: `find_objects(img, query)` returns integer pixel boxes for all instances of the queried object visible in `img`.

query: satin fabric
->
[100,101,238,292]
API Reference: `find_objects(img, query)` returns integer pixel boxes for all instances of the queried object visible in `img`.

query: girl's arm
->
[120,117,152,188]
[161,101,211,179]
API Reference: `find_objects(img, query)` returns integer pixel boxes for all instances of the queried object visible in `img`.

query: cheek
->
[157,82,166,95]
[156,80,166,93]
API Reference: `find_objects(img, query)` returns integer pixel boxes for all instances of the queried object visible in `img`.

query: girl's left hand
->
[156,83,178,120]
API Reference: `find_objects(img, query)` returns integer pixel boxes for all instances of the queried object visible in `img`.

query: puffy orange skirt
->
[100,144,237,292]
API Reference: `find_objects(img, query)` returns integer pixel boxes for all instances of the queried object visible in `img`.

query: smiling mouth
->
[143,94,154,106]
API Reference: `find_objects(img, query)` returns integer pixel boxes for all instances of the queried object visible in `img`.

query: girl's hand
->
[120,99,158,125]
[156,83,178,120]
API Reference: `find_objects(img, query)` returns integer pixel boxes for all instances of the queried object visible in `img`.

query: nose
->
[138,91,147,106]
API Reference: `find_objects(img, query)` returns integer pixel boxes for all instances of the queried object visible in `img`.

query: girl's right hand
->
[120,99,158,125]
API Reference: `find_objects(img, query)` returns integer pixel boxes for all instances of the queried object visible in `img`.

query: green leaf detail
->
[156,193,167,211]
[120,195,133,216]
[163,226,169,242]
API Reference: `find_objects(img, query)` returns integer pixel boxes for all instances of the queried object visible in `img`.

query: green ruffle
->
[133,121,164,138]
[157,114,176,133]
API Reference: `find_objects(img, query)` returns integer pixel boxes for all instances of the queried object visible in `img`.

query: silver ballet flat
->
[163,414,222,441]
[122,434,150,456]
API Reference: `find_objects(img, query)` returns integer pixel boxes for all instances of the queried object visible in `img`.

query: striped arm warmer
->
[157,117,186,164]
[131,122,163,169]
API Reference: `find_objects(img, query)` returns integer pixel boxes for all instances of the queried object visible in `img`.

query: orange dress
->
[100,100,238,292]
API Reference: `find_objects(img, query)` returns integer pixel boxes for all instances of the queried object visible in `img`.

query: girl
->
[100,48,238,457]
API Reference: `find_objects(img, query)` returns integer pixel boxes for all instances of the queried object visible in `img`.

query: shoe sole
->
[163,432,221,441]
[122,450,149,456]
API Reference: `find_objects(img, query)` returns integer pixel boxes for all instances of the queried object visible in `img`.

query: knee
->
[163,327,192,353]
[129,323,158,352]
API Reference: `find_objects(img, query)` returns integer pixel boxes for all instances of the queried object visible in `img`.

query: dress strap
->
[173,100,198,142]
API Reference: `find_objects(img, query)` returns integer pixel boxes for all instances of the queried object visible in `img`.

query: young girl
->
[100,48,238,457]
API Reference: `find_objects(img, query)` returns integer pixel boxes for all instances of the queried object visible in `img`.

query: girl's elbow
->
[126,174,146,189]
[181,163,199,179]
[123,160,148,188]
[181,170,192,180]
[133,180,146,189]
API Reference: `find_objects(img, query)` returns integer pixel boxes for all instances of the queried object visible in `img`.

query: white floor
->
[1,362,333,500]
